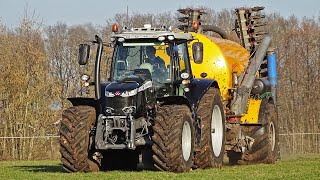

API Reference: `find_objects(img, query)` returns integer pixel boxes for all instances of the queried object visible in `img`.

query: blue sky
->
[0,0,319,28]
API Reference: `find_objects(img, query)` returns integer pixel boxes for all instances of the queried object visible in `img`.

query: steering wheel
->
[139,63,154,74]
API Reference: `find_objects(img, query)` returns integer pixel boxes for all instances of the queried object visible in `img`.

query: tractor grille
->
[106,96,135,115]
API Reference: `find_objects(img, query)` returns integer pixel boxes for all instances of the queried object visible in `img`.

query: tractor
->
[59,6,279,173]
[59,24,225,172]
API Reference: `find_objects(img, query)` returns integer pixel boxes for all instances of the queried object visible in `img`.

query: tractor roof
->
[111,25,193,41]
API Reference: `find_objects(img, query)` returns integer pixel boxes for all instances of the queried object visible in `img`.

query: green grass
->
[0,155,319,180]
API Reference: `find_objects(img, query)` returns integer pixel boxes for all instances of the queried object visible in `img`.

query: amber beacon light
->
[192,21,199,31]
[112,24,119,32]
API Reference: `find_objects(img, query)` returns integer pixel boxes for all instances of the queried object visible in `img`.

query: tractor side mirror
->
[79,44,90,65]
[192,42,203,64]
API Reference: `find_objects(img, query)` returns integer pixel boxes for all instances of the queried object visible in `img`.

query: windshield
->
[111,43,171,83]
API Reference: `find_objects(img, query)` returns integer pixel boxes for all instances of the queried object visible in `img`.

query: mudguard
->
[157,95,191,109]
[185,78,219,108]
[67,97,97,107]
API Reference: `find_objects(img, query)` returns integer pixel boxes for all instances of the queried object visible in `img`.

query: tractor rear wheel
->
[59,106,99,172]
[152,105,194,172]
[240,100,279,164]
[194,88,226,169]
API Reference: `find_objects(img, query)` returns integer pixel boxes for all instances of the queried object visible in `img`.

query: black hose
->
[187,25,229,39]
[201,25,229,40]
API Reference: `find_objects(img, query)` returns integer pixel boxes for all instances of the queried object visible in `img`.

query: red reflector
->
[112,24,119,32]
[228,117,241,123]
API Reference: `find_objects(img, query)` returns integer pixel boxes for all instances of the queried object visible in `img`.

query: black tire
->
[152,105,194,172]
[101,150,139,171]
[240,100,279,164]
[194,88,226,169]
[59,106,99,172]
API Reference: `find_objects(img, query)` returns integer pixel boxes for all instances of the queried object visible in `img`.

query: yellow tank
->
[188,33,261,124]
[189,33,250,100]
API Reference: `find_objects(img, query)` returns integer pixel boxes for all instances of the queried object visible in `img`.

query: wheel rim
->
[182,120,192,161]
[269,121,276,151]
[211,105,223,157]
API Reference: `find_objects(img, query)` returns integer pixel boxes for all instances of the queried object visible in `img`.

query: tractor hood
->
[104,80,152,98]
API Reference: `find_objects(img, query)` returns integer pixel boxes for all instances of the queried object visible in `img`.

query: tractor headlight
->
[81,74,90,81]
[122,106,136,114]
[118,37,125,42]
[158,36,165,41]
[168,35,175,41]
[105,91,115,97]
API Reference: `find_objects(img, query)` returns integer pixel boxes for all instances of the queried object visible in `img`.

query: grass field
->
[0,155,319,180]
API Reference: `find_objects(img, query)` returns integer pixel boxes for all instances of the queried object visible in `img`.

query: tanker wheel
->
[240,100,279,164]
[59,106,99,172]
[194,88,226,169]
[100,150,139,171]
[152,105,194,172]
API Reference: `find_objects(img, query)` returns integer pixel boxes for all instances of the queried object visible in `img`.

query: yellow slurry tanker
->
[182,7,279,165]
[59,7,278,172]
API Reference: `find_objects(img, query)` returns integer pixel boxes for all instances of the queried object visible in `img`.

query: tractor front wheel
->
[59,106,99,172]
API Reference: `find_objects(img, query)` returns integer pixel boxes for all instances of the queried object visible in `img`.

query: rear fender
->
[157,96,191,110]
[186,78,219,108]
[67,98,99,127]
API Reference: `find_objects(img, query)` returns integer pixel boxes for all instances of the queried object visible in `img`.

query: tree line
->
[0,8,319,160]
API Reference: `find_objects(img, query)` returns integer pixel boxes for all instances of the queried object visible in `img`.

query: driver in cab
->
[139,46,167,82]
[145,46,166,70]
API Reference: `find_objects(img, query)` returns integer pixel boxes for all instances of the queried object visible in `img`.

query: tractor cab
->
[109,25,194,98]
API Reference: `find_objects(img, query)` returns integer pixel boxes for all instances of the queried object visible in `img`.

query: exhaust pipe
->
[231,36,271,115]
[94,35,103,100]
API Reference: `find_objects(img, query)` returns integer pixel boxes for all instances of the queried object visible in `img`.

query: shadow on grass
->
[14,165,65,173]
[14,164,147,173]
